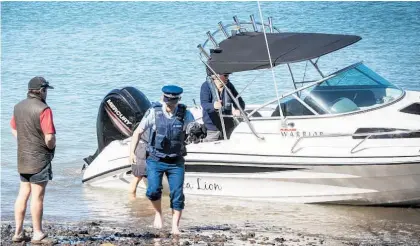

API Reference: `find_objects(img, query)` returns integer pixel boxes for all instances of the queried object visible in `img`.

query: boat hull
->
[83,157,420,206]
[82,91,420,206]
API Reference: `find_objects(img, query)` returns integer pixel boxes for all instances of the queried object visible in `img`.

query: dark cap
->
[206,69,229,77]
[206,65,231,77]
[162,85,183,103]
[28,76,54,90]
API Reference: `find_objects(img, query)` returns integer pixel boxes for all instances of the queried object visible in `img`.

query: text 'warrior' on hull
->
[82,14,420,206]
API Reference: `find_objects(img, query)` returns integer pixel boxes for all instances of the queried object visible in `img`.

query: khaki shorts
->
[132,141,147,177]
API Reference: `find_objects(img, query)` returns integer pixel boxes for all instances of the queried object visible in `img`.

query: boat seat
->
[245,110,262,118]
[330,97,360,113]
[271,104,284,117]
[310,89,377,107]
[271,98,315,117]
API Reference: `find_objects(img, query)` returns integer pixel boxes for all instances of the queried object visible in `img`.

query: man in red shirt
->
[10,76,56,244]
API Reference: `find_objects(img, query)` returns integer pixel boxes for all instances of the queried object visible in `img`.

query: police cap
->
[162,85,183,103]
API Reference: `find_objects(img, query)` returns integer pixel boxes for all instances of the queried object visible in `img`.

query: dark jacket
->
[14,93,55,174]
[200,79,245,132]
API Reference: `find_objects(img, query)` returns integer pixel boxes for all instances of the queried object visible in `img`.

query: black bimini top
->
[207,32,361,74]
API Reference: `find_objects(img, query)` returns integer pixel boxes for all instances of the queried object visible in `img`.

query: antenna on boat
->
[206,31,219,48]
[218,21,230,38]
[268,17,274,33]
[257,2,286,123]
[197,44,210,59]
[250,14,258,32]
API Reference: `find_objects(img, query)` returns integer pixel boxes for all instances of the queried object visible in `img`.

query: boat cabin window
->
[266,63,404,117]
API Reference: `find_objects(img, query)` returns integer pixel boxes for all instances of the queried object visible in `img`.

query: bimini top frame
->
[199,15,361,75]
[197,15,361,140]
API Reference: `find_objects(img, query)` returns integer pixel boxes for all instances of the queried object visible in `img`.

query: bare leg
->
[14,182,31,236]
[171,209,182,234]
[30,182,47,235]
[151,200,163,229]
[129,176,142,199]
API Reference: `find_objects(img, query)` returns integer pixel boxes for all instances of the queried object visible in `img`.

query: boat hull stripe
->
[82,165,131,183]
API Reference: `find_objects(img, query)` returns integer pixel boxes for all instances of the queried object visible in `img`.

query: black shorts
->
[20,162,53,183]
[132,141,147,177]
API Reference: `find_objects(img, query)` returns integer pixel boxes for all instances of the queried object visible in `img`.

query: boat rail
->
[290,129,420,154]
[202,59,264,140]
[202,19,281,48]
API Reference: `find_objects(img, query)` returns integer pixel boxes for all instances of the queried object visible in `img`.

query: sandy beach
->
[0,220,356,246]
[2,215,420,246]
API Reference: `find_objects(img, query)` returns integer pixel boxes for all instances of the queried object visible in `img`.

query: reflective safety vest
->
[148,102,187,159]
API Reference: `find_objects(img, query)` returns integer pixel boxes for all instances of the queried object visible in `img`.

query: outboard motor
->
[83,86,151,165]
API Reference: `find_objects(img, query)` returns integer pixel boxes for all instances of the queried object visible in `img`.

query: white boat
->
[82,15,420,206]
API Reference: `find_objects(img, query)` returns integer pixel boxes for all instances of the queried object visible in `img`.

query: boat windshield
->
[267,63,404,117]
[305,63,403,114]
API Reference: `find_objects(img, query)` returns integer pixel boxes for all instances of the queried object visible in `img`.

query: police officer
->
[129,85,194,234]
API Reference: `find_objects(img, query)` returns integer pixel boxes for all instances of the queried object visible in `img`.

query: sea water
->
[1,1,420,242]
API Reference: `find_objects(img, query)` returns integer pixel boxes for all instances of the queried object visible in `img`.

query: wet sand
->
[2,193,420,245]
[1,220,349,246]
[2,217,419,246]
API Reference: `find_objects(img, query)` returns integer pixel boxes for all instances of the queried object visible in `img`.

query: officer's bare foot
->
[171,226,181,235]
[153,212,163,229]
[128,192,136,201]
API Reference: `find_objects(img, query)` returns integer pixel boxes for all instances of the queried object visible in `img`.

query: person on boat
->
[200,72,245,141]
[10,77,56,244]
[129,85,194,234]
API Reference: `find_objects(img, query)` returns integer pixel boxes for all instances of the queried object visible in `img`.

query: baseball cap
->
[28,76,54,90]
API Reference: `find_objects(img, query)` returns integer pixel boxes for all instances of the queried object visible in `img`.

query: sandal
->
[12,232,30,242]
[31,232,55,245]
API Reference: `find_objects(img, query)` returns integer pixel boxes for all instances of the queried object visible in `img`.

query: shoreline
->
[0,219,401,246]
